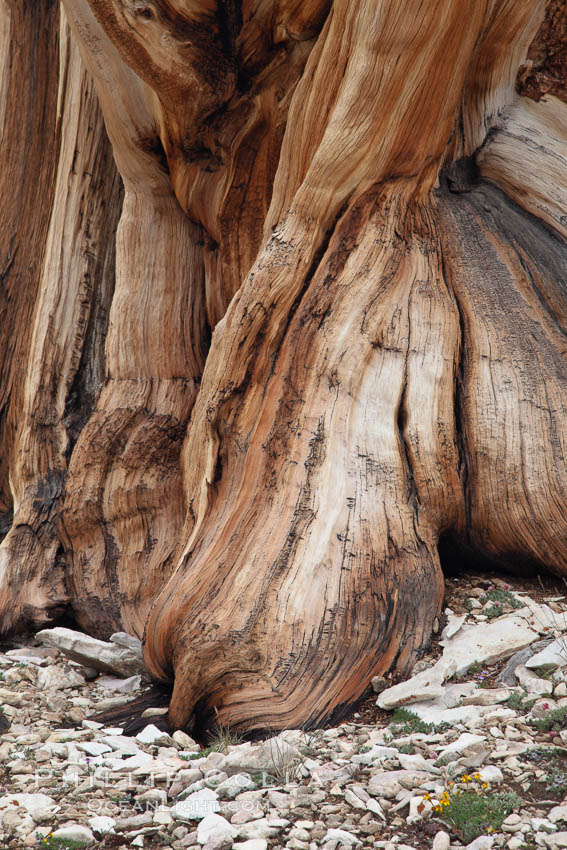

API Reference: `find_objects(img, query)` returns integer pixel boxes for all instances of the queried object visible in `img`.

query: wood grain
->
[0,0,566,734]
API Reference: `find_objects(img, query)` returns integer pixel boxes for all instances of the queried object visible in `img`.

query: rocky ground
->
[1,570,567,850]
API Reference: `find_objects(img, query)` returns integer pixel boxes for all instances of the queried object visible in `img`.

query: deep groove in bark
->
[395,279,420,512]
[440,239,471,540]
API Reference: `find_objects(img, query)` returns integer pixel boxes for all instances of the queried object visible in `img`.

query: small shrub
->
[522,746,562,765]
[389,708,447,736]
[522,746,567,796]
[546,766,567,797]
[207,722,243,752]
[346,762,363,781]
[298,731,322,759]
[395,742,416,754]
[179,722,244,760]
[530,704,567,733]
[485,588,522,609]
[506,690,536,713]
[40,835,89,850]
[431,777,521,843]
[267,735,303,783]
[484,603,504,619]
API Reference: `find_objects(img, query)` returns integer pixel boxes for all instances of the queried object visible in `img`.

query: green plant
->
[545,766,567,797]
[395,742,416,754]
[40,835,89,850]
[506,690,536,713]
[267,735,303,783]
[297,731,321,759]
[389,708,447,736]
[472,668,493,688]
[251,770,277,788]
[345,762,362,780]
[179,722,243,760]
[431,778,521,843]
[522,746,562,765]
[522,746,567,796]
[529,704,567,733]
[206,722,243,752]
[485,588,522,609]
[537,668,557,681]
[484,603,504,619]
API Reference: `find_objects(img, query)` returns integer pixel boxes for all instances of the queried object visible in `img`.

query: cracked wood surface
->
[1,0,566,733]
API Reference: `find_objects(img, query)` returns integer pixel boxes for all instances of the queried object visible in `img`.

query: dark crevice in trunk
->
[438,531,557,579]
[0,510,13,543]
[395,280,419,511]
[442,154,481,194]
[446,268,471,541]
[63,183,123,460]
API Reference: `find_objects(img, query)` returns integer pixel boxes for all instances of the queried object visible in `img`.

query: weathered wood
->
[1,0,567,734]
[518,0,567,103]
[0,0,61,526]
[143,0,563,733]
[0,4,122,631]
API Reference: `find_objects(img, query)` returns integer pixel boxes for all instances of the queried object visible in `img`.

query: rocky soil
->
[1,570,567,850]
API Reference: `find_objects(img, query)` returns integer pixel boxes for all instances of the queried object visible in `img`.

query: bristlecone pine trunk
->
[0,0,566,734]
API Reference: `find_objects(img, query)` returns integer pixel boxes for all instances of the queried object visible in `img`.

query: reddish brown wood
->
[1,0,566,734]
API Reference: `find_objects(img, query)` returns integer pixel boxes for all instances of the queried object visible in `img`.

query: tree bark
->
[0,0,122,629]
[1,0,566,734]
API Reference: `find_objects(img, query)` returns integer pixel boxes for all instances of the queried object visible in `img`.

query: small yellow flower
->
[462,774,471,783]
[482,782,488,790]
